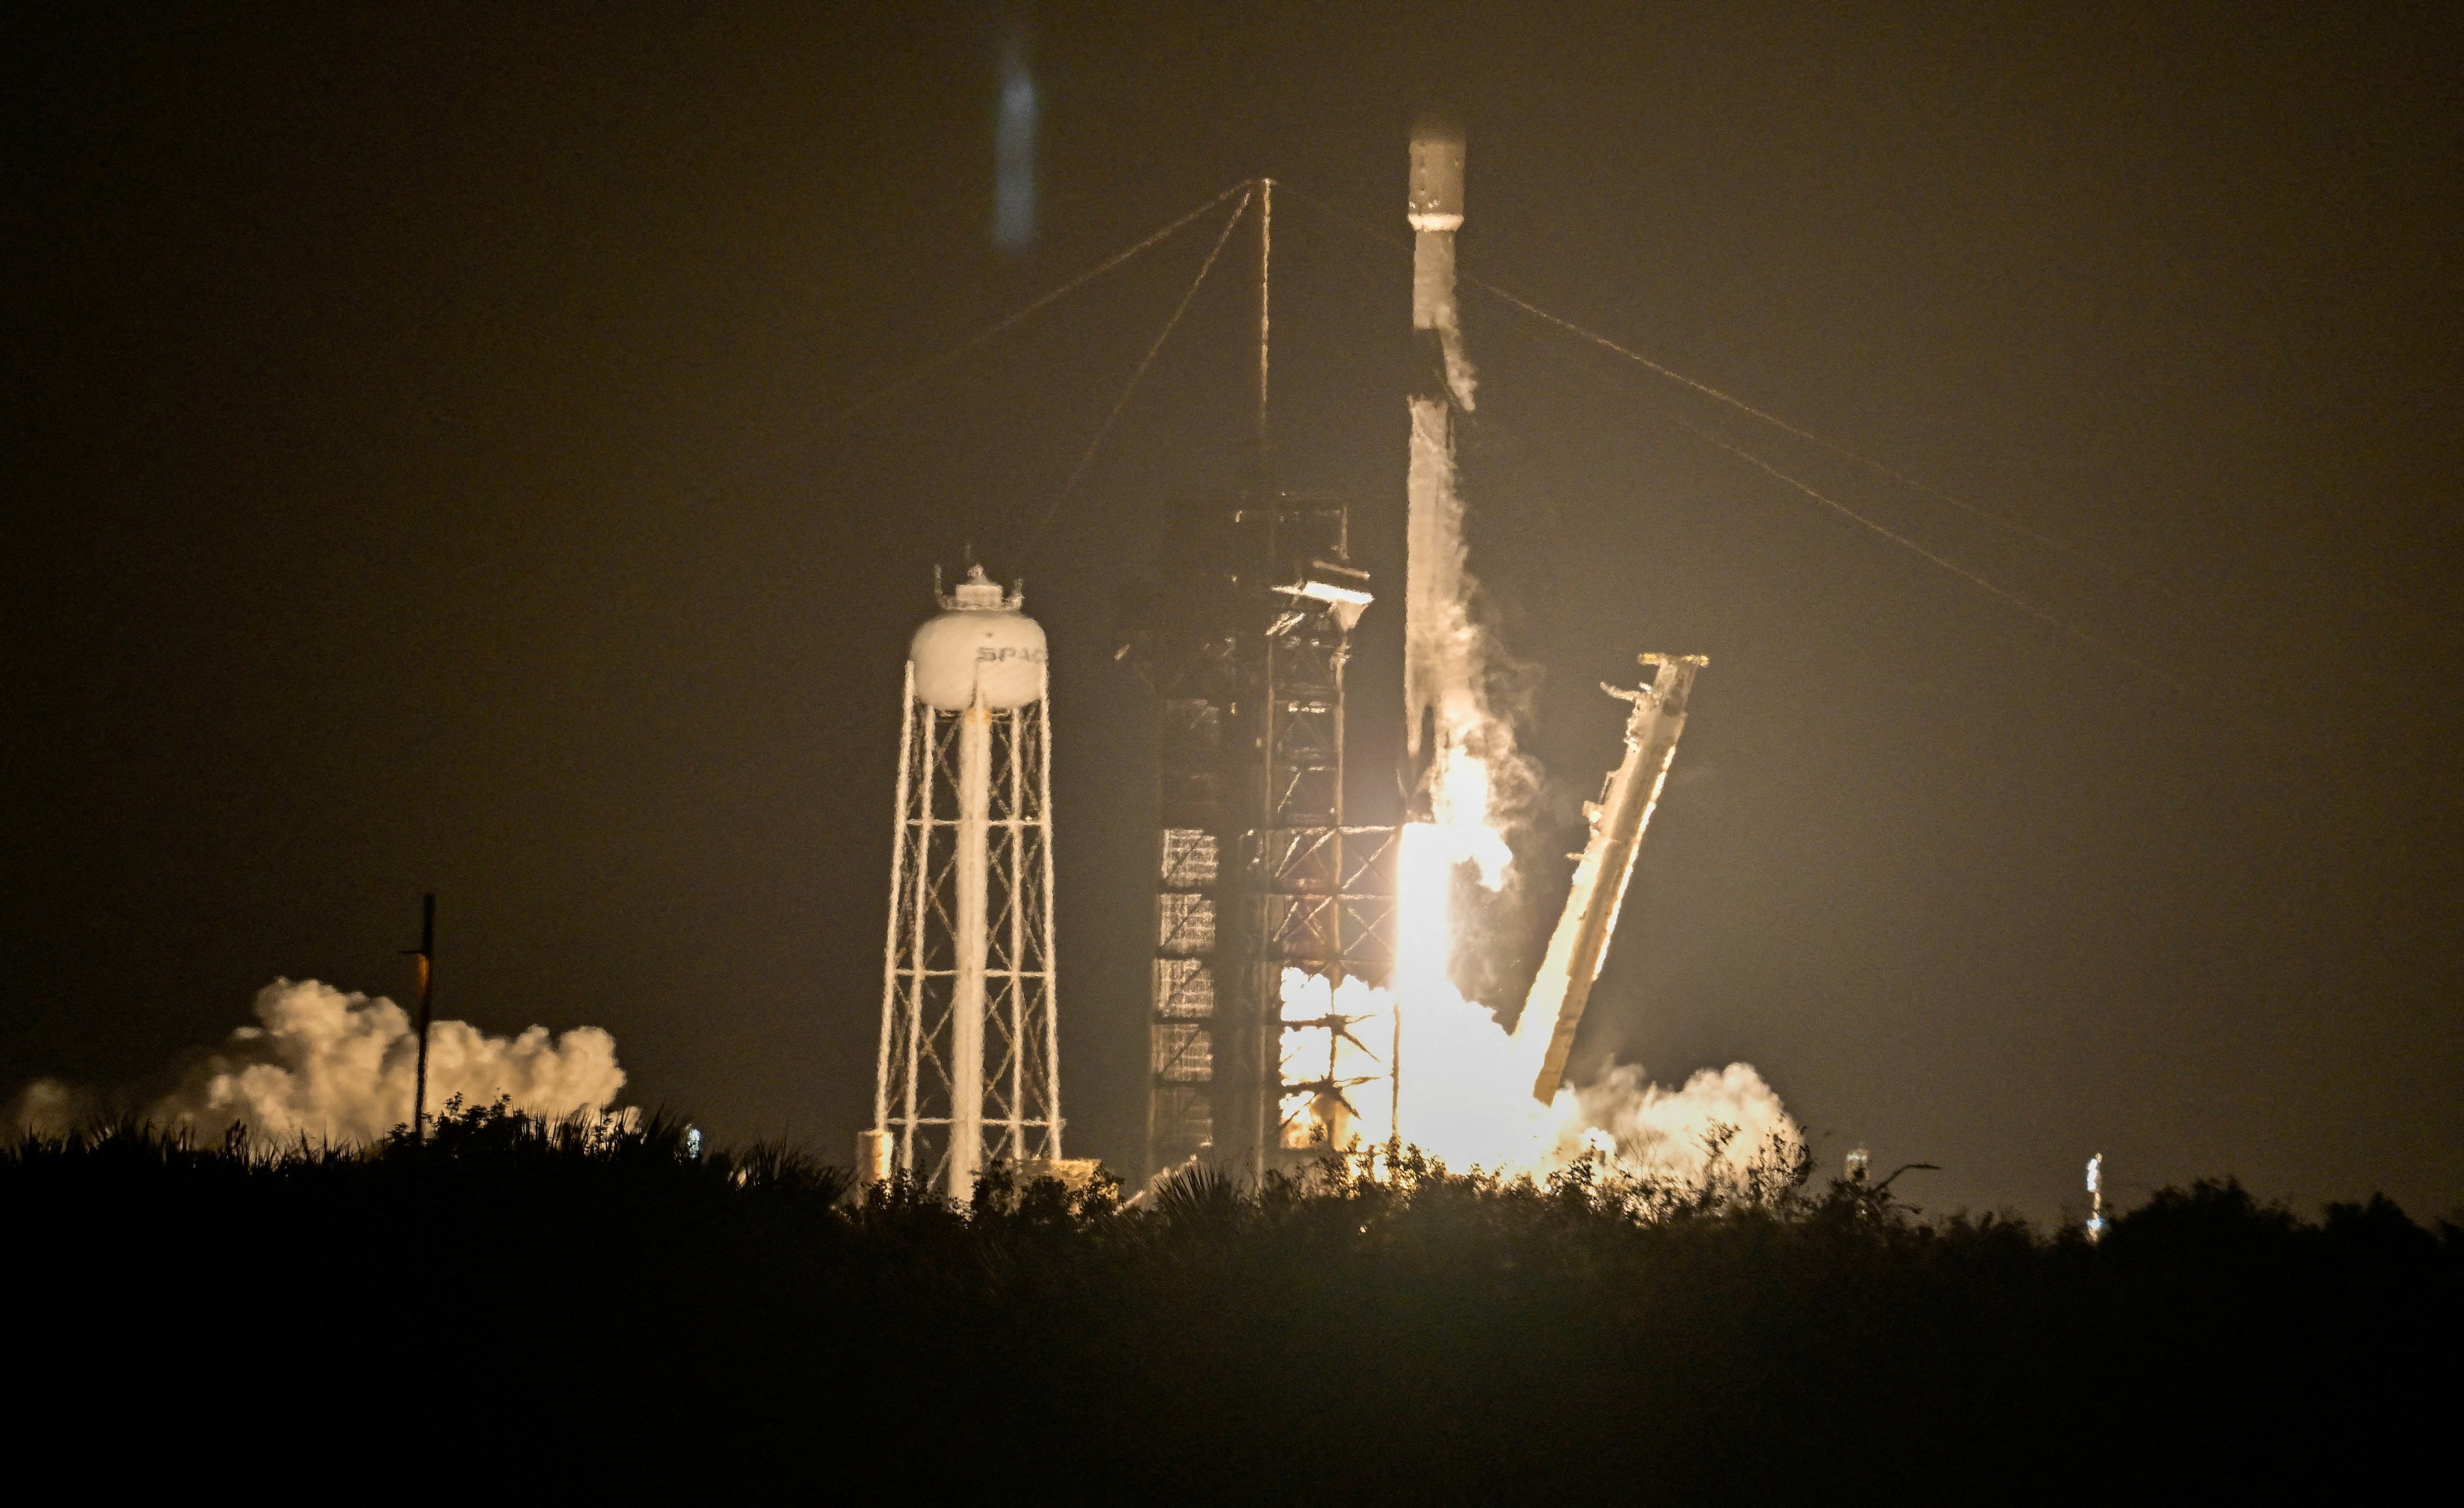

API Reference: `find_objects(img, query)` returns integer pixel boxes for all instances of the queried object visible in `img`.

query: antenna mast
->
[1257,177,1273,450]
[408,892,436,1137]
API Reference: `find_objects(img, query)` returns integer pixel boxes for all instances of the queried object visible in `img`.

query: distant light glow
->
[994,32,1036,250]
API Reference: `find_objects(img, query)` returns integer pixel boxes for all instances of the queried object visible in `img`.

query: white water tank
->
[910,564,1047,711]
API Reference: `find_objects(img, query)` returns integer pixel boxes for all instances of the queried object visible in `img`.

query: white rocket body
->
[1405,113,1476,783]
[1409,122,1465,338]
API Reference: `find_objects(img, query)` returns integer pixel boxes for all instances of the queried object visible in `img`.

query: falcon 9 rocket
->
[1403,110,1476,818]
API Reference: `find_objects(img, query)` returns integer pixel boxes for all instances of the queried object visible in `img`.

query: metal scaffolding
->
[1121,489,1395,1182]
[875,658,1062,1201]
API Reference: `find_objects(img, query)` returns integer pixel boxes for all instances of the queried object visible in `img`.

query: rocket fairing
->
[1403,110,1474,814]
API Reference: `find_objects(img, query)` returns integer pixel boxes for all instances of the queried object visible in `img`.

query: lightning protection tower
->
[1113,178,1398,1184]
[868,564,1062,1203]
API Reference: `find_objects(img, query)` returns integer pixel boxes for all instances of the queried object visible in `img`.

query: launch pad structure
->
[1111,176,1406,1182]
[1118,489,1397,1182]
[867,115,1716,1191]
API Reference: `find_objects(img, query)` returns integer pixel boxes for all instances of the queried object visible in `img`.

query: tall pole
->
[875,662,917,1137]
[861,662,921,1186]
[949,694,993,1202]
[1036,673,1061,1158]
[1258,177,1273,450]
[901,706,935,1172]
[1005,705,1028,1164]
[1263,484,1281,1175]
[411,892,435,1137]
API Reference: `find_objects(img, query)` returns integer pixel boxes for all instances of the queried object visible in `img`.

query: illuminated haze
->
[993,25,1036,252]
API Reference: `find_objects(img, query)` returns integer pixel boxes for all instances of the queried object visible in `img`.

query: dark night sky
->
[7,4,2458,1220]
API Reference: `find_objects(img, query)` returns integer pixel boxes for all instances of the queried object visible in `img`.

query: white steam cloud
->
[1553,1062,1802,1190]
[8,978,626,1145]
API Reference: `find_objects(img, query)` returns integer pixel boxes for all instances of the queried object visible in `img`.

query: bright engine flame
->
[1428,739,1514,890]
[1275,811,1803,1189]
[1274,818,1542,1166]
[1277,969,1394,1152]
[1389,820,1556,1168]
[1270,682,1802,1185]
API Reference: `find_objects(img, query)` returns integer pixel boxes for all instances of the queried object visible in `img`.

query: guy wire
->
[1022,186,1257,552]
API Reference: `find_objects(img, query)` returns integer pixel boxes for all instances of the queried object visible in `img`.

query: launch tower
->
[1118,493,1396,1182]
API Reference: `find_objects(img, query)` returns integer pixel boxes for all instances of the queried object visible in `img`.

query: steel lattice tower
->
[1118,492,1396,1182]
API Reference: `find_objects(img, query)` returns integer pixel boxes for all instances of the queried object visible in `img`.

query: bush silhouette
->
[5,1104,2452,1495]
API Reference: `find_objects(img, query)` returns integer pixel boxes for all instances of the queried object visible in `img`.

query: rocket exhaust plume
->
[7,978,626,1144]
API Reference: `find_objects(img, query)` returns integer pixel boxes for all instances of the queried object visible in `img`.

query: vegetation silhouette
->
[7,1101,2451,1494]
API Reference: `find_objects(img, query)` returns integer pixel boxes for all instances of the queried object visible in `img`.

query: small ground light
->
[2086,1154,2105,1243]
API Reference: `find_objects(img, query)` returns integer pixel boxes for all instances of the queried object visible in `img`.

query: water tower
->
[864,564,1061,1202]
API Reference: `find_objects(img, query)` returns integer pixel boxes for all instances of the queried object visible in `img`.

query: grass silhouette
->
[7,1100,2451,1495]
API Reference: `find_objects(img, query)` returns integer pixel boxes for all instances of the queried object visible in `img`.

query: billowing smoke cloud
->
[1552,1061,1802,1190]
[8,978,626,1145]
